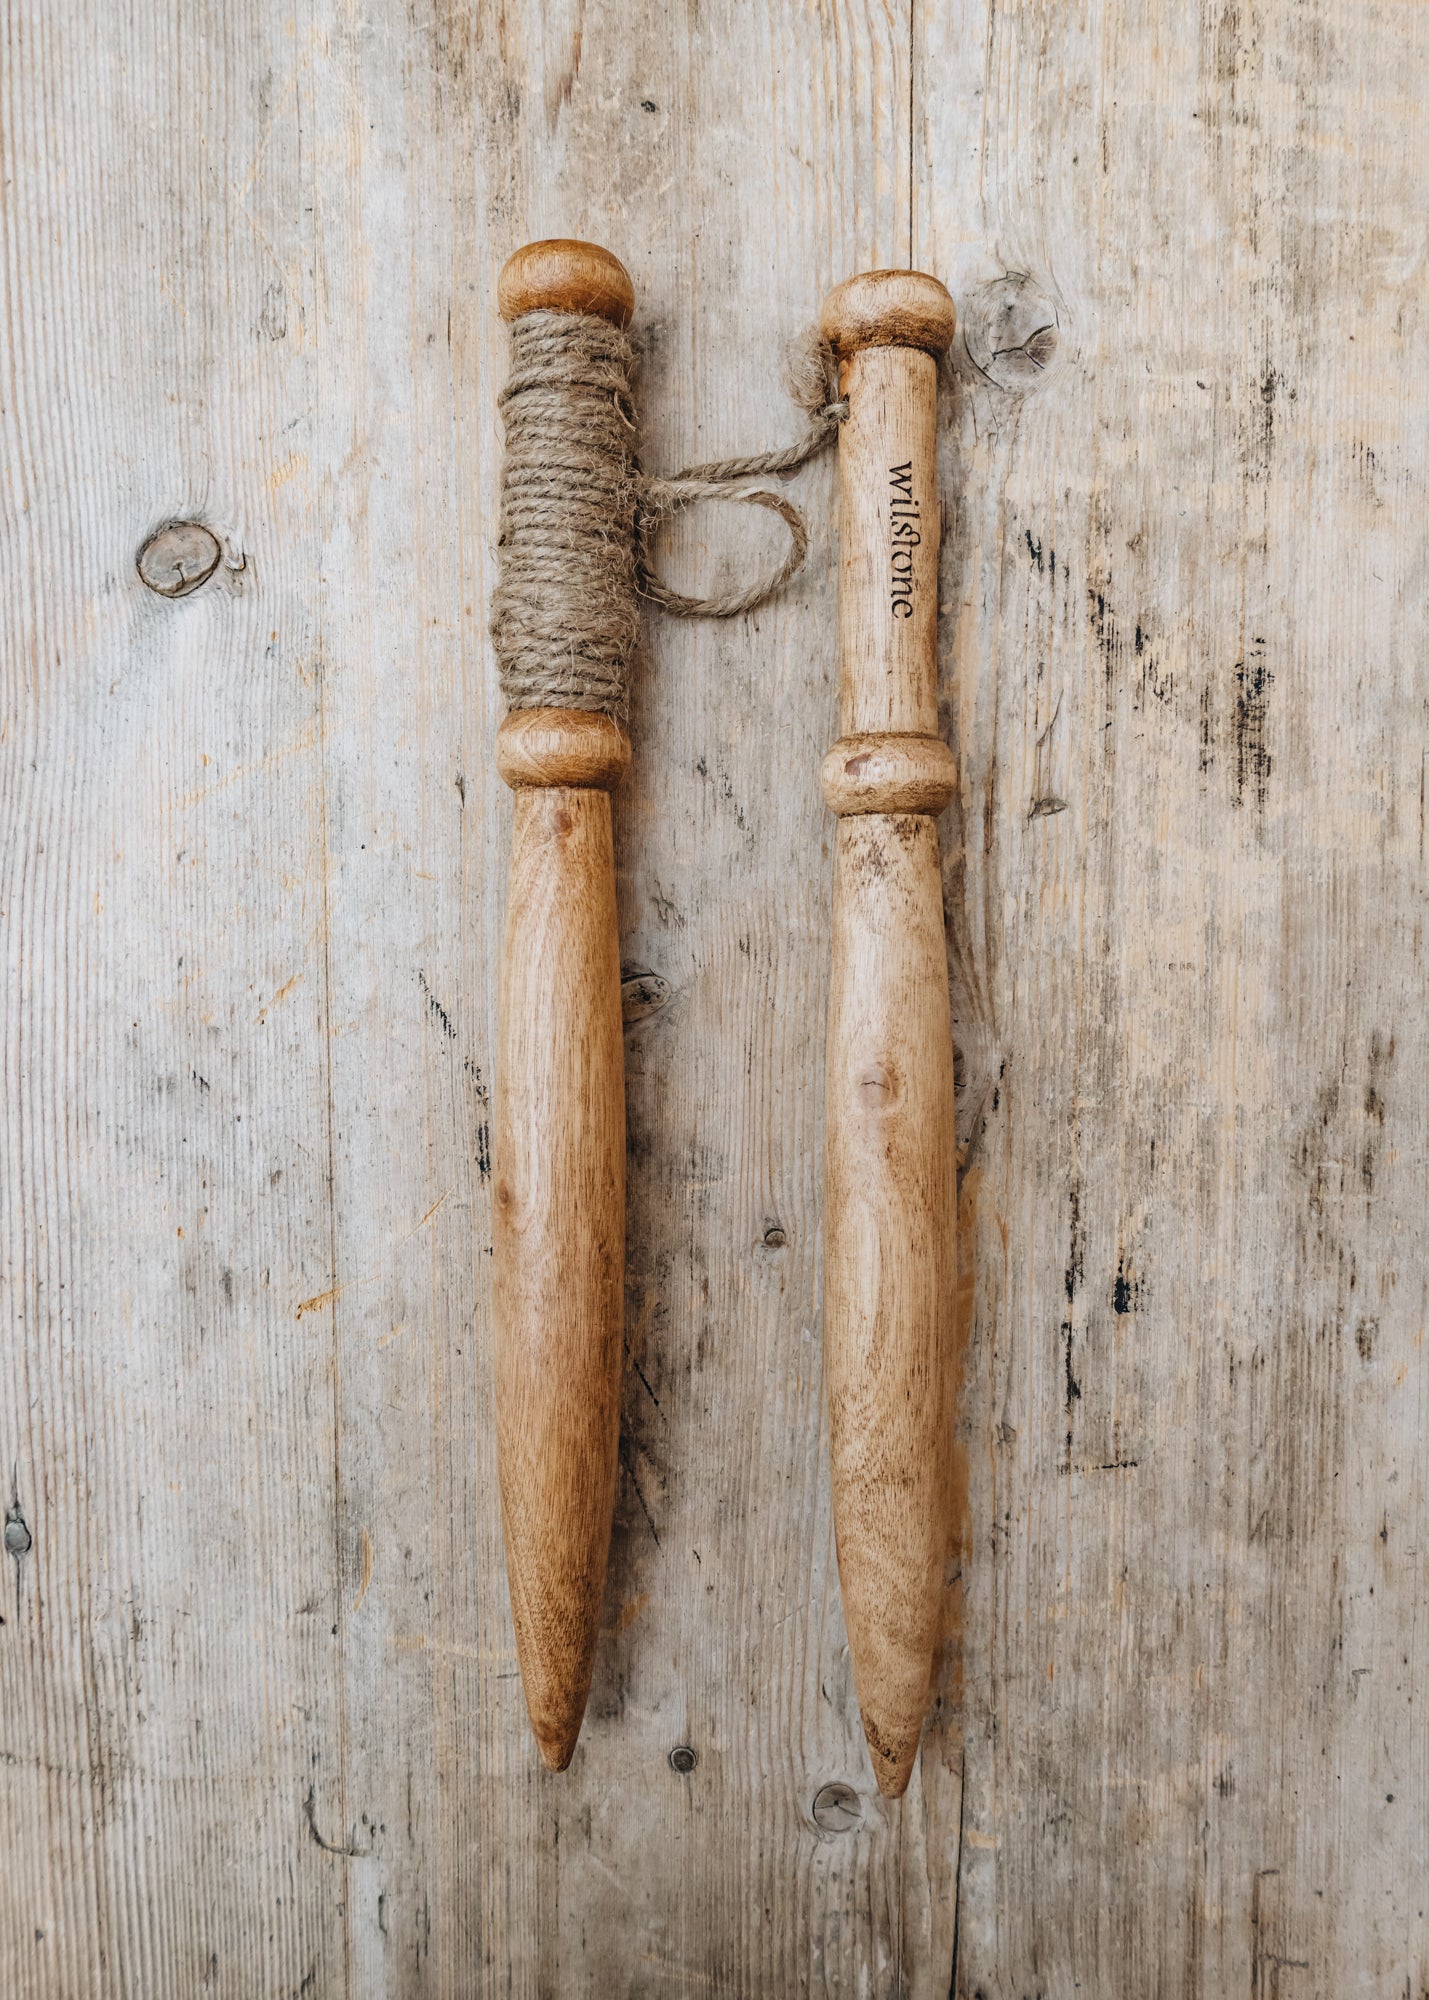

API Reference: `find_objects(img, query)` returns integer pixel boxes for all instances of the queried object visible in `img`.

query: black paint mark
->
[1064,1182,1083,1305]
[630,1353,661,1411]
[1232,644,1273,809]
[1062,1180,1084,1442]
[1113,1255,1140,1315]
[475,1122,491,1181]
[620,1442,661,1549]
[303,1787,371,1857]
[1063,1322,1081,1411]
[1089,585,1117,683]
[1199,680,1215,775]
[1361,1031,1392,1191]
[418,970,456,1039]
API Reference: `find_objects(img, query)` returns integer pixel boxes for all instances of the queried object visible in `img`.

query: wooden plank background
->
[2,0,1427,1992]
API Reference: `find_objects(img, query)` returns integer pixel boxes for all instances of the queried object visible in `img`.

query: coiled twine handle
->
[493,240,634,1770]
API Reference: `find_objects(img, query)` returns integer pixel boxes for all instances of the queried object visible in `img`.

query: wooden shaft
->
[493,241,634,1771]
[819,270,959,1798]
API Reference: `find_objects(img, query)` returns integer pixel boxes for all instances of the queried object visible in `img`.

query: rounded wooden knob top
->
[820,269,957,357]
[498,239,635,327]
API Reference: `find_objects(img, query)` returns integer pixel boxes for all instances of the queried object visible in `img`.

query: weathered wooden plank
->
[919,0,1429,1993]
[1,0,967,1993]
[6,0,1426,1992]
[0,3,351,1993]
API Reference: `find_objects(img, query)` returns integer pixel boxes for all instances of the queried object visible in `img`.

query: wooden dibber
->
[492,242,635,1769]
[819,269,960,1798]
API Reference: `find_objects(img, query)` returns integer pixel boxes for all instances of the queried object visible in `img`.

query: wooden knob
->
[498,239,635,327]
[820,269,956,357]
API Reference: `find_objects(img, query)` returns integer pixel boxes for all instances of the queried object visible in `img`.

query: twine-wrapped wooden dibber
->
[490,241,636,1770]
[819,269,961,1798]
[490,240,843,1768]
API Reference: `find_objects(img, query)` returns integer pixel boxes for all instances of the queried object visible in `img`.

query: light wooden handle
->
[492,240,634,1771]
[820,269,959,1798]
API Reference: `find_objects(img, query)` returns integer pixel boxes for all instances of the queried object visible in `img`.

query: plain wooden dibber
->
[819,268,960,1798]
[492,241,634,1769]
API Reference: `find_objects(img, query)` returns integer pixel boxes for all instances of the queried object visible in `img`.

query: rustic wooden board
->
[1,0,1426,1993]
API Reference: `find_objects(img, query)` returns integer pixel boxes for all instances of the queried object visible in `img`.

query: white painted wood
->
[1,0,1425,1992]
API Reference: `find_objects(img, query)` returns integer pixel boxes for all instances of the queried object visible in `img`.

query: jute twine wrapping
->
[491,308,845,725]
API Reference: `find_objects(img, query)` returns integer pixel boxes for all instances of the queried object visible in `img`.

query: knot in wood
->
[137,520,222,598]
[961,273,1062,391]
[811,1781,863,1833]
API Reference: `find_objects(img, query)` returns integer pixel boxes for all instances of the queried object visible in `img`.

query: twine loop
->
[491,309,845,723]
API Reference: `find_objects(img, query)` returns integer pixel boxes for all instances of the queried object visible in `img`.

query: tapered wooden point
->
[495,778,624,1776]
[535,1717,582,1773]
[820,268,956,357]
[865,1716,923,1799]
[498,238,635,326]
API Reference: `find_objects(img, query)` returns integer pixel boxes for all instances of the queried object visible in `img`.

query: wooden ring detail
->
[497,709,632,791]
[821,733,958,817]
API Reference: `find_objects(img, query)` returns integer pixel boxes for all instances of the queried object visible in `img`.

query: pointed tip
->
[872,1754,916,1800]
[864,1716,922,1799]
[532,1704,586,1771]
[535,1728,579,1773]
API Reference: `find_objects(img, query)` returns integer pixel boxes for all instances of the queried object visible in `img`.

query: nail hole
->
[669,1744,697,1775]
[762,1223,787,1249]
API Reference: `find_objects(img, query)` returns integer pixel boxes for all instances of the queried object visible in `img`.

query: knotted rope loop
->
[491,312,846,720]
[639,333,846,617]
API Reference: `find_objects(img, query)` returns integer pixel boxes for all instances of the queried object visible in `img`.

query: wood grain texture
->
[494,764,626,1770]
[822,317,960,1799]
[1,0,1426,1993]
[919,0,1429,1993]
[825,810,959,1798]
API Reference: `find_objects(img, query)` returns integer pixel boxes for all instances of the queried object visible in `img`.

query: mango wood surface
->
[492,249,634,1771]
[2,0,1427,1994]
[494,710,628,1770]
[820,293,960,1799]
